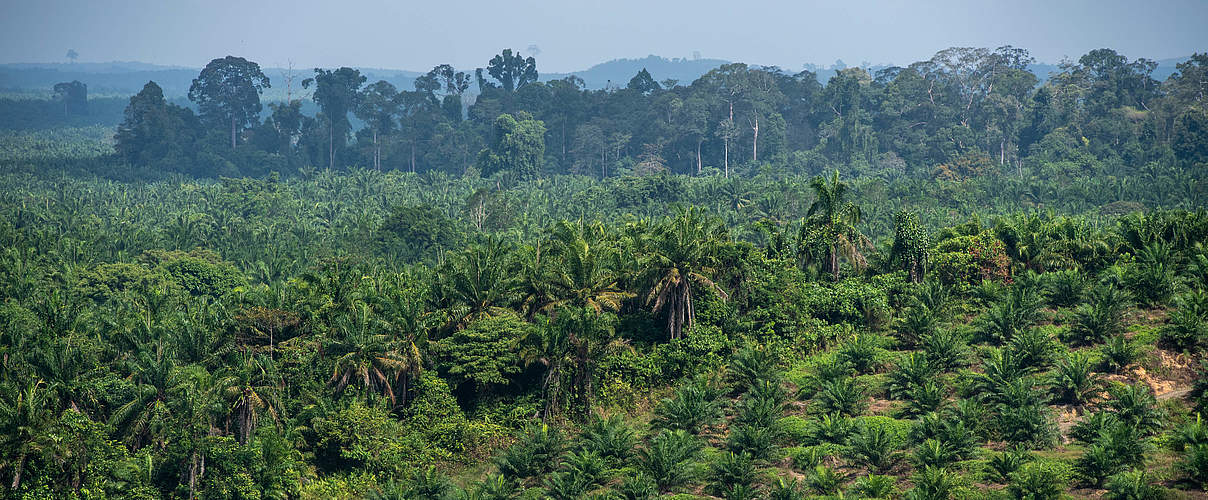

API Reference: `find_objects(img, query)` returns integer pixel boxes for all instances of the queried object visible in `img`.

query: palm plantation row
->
[1,161,1208,498]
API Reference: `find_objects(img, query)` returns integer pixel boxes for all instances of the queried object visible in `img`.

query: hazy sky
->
[3,0,1206,72]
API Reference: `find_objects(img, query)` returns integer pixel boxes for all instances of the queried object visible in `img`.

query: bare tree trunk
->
[328,122,334,169]
[188,451,198,499]
[11,452,25,489]
[751,114,759,163]
[831,247,840,282]
[723,138,729,178]
[696,138,702,174]
[231,116,237,149]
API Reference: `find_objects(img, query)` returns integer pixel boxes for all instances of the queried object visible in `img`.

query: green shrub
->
[904,466,963,500]
[726,423,782,462]
[778,416,811,444]
[734,385,786,429]
[652,376,724,435]
[1076,421,1150,487]
[901,380,947,417]
[376,466,454,500]
[708,451,756,495]
[640,430,702,493]
[1068,284,1130,345]
[887,352,938,400]
[1050,350,1102,406]
[996,400,1058,448]
[806,465,845,495]
[838,333,887,374]
[913,438,960,469]
[913,280,953,314]
[558,450,610,490]
[985,447,1031,484]
[921,329,969,372]
[847,421,906,472]
[1099,335,1142,374]
[1181,443,1208,489]
[1125,242,1178,307]
[1107,383,1166,436]
[615,473,658,500]
[1161,307,1207,353]
[726,344,782,392]
[850,474,897,499]
[808,412,856,445]
[767,477,805,500]
[1045,269,1087,307]
[1008,327,1062,370]
[1103,469,1167,500]
[813,377,867,416]
[1007,460,1068,500]
[578,415,637,468]
[910,412,978,459]
[1173,414,1208,451]
[312,401,409,474]
[976,284,1045,344]
[494,423,566,483]
[896,304,939,347]
[1192,360,1208,414]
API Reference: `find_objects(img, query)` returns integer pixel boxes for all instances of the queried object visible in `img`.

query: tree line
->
[111,48,1208,180]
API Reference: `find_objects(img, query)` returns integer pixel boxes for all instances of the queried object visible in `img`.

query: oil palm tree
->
[800,170,871,281]
[642,208,729,340]
[109,344,179,450]
[0,380,53,490]
[545,220,630,316]
[219,355,281,444]
[524,317,574,419]
[328,302,419,408]
[435,237,521,330]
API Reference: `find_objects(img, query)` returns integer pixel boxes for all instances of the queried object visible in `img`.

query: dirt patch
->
[1054,405,1084,440]
[1100,347,1198,403]
[1123,306,1170,326]
[867,397,899,416]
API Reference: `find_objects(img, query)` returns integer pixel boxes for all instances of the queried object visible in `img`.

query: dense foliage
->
[0,44,1206,500]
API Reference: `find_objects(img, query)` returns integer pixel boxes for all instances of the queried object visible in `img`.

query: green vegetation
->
[0,45,1206,499]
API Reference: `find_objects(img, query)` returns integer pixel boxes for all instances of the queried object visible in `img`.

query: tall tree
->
[52,80,87,118]
[355,80,400,171]
[486,49,538,92]
[303,67,366,169]
[628,68,662,95]
[114,81,199,167]
[188,56,270,149]
[477,112,546,179]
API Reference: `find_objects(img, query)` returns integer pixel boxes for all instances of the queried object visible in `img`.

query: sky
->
[2,0,1206,72]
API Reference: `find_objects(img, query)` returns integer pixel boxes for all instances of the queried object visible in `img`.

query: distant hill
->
[0,63,423,99]
[0,55,1193,99]
[543,55,732,89]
